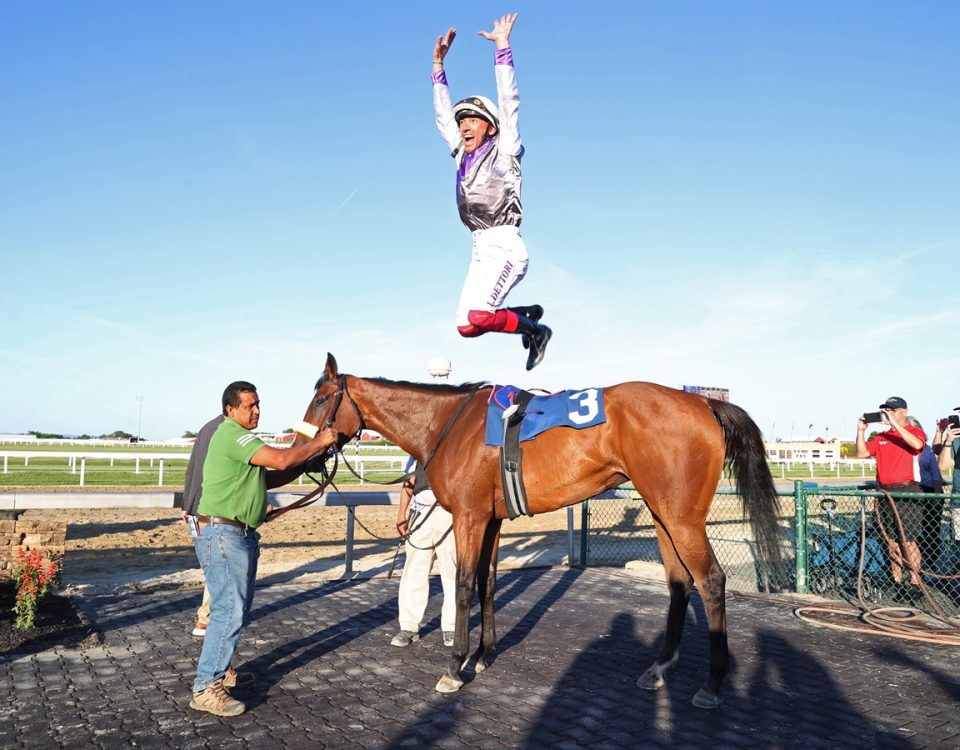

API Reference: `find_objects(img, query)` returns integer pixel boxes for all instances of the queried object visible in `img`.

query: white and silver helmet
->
[452,95,499,129]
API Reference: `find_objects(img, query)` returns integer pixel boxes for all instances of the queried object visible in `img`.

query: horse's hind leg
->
[669,526,728,709]
[472,518,503,671]
[637,521,693,691]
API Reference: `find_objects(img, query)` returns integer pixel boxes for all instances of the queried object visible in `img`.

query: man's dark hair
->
[222,381,258,415]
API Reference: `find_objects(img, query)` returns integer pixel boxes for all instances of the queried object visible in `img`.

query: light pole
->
[136,396,146,443]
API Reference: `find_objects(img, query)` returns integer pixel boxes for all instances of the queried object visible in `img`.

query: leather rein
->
[265,376,484,522]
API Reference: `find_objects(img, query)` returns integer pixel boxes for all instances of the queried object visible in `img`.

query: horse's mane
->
[314,375,489,395]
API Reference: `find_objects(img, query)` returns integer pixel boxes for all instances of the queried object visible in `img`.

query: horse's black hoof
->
[692,688,722,709]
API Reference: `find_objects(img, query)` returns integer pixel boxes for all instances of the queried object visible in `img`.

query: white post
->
[2,455,6,474]
[70,456,76,474]
[359,460,365,484]
[110,458,114,467]
[158,459,164,486]
[79,457,86,486]
[24,456,29,467]
[135,457,140,475]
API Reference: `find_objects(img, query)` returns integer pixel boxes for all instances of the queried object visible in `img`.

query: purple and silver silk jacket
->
[433,47,525,232]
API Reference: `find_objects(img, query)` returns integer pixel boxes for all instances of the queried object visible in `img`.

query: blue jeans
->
[192,523,260,693]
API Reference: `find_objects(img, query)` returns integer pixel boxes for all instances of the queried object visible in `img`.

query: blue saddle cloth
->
[484,385,606,446]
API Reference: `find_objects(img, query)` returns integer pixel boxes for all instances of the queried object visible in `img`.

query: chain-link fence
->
[579,482,960,617]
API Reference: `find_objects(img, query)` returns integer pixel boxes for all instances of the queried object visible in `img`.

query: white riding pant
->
[455,225,528,327]
[397,490,457,633]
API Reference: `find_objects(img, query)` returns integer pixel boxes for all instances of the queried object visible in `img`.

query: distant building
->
[764,438,841,462]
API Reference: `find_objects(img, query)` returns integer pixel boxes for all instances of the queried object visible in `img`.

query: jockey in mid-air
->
[432,12,552,371]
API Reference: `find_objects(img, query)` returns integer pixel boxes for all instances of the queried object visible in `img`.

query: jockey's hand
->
[434,27,456,63]
[478,12,517,49]
[396,517,410,540]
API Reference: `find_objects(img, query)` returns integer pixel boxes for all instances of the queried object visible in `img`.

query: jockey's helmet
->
[453,96,499,130]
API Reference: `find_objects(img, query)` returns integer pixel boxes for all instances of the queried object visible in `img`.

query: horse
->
[301,353,783,709]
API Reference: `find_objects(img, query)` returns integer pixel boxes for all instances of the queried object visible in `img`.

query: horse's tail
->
[709,399,784,581]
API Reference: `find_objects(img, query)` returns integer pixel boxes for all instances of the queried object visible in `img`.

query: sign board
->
[682,385,730,402]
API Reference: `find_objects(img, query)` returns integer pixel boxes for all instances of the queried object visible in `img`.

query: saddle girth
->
[499,389,535,520]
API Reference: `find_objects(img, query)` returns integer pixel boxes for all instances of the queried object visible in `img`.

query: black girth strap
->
[500,389,535,520]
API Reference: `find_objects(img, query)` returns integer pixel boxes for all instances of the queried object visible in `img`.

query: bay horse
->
[302,354,783,708]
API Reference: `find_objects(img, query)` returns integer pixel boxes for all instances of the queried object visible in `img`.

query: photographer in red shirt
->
[856,396,926,599]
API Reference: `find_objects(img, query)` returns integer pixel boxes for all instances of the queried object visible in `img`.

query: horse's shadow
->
[517,613,913,748]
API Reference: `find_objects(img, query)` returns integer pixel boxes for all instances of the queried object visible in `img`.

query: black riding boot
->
[508,305,544,350]
[514,315,552,371]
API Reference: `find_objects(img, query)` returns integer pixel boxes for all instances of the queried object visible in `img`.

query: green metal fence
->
[579,481,960,617]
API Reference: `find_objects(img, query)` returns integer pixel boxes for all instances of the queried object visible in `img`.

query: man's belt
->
[196,514,255,532]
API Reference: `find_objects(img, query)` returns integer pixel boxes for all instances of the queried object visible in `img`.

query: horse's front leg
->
[436,518,480,693]
[472,518,503,672]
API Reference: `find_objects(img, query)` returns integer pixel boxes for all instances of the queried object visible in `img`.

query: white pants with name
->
[398,491,457,632]
[455,225,528,327]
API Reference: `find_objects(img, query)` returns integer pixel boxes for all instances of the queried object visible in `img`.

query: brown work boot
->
[223,666,255,688]
[189,679,246,717]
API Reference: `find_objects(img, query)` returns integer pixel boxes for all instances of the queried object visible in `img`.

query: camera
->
[862,411,885,424]
[940,414,960,430]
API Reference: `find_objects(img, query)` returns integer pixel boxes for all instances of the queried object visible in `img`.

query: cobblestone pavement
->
[1,567,958,749]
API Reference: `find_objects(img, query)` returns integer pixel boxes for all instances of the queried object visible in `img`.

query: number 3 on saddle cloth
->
[484,385,606,519]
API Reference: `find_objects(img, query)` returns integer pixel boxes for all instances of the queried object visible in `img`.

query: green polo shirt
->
[197,418,268,528]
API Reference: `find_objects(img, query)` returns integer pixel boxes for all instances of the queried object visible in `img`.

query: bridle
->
[264,374,364,522]
[266,377,485,522]
[311,374,365,434]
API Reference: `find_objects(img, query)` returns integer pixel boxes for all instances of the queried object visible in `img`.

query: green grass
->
[1,443,874,488]
[0,444,193,455]
[0,453,407,488]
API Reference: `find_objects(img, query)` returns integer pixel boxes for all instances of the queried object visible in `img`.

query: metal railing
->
[577,481,960,617]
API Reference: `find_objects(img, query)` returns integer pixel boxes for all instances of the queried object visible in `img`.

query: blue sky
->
[2,1,958,441]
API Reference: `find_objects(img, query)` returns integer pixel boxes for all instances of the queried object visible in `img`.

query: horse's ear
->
[323,353,339,381]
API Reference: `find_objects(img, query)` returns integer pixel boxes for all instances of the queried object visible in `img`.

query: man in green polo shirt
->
[189,380,337,717]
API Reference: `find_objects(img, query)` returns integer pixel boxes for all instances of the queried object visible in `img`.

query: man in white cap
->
[390,460,456,649]
[431,12,552,371]
[856,396,926,600]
